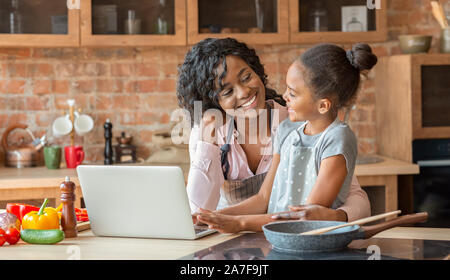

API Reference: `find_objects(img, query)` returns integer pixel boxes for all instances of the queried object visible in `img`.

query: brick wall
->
[0,0,445,163]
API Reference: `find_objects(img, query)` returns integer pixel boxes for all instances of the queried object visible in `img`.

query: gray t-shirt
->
[272,118,357,209]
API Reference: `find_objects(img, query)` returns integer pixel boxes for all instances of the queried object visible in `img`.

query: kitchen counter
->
[0,227,448,260]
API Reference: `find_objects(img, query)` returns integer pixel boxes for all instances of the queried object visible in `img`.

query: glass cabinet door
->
[298,0,376,33]
[198,0,278,34]
[91,0,175,35]
[188,0,289,45]
[81,0,186,46]
[0,0,79,46]
[421,65,450,127]
[0,0,68,34]
[289,0,386,43]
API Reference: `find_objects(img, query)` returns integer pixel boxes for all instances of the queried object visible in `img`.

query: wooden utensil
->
[300,210,401,235]
[76,221,91,232]
[431,1,449,28]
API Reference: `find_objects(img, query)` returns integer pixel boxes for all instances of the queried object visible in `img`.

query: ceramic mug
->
[44,146,62,169]
[74,114,94,135]
[52,115,73,137]
[64,146,84,168]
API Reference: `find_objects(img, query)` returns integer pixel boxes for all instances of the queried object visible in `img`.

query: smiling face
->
[215,55,266,119]
[282,61,323,122]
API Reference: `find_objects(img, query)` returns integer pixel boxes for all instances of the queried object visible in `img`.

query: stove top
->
[180,233,450,260]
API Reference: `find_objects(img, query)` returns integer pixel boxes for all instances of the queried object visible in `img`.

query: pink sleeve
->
[186,126,224,213]
[337,175,371,222]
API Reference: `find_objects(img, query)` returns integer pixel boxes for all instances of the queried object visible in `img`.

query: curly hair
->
[176,38,285,126]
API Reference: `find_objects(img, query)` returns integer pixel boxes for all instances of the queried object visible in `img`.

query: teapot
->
[1,124,45,168]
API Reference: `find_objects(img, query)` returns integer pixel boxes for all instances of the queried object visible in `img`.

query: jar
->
[441,27,450,53]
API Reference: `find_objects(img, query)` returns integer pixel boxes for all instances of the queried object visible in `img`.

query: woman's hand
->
[271,204,348,222]
[195,208,243,234]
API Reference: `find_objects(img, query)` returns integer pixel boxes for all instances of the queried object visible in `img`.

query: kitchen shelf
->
[0,0,80,47]
[187,0,289,45]
[289,0,387,44]
[80,0,186,46]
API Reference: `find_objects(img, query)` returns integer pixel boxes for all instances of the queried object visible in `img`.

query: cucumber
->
[20,229,65,244]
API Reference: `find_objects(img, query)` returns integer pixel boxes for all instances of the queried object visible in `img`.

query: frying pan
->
[262,212,428,253]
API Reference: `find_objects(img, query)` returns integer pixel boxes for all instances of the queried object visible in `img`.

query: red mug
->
[64,146,85,169]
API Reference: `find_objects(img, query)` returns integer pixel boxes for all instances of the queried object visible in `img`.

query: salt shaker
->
[60,176,77,238]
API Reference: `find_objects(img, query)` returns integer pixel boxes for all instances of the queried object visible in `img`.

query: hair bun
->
[347,43,378,71]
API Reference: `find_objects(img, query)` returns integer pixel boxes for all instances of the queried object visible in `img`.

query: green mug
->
[44,146,62,169]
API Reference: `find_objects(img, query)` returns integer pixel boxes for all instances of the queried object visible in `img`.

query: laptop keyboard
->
[194,226,210,234]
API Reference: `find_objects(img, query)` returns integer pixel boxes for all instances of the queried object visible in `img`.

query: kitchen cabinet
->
[375,54,450,162]
[375,54,450,226]
[0,0,80,47]
[80,0,186,46]
[187,0,289,45]
[289,0,387,44]
[0,0,389,47]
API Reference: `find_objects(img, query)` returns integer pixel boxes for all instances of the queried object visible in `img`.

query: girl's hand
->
[270,204,347,222]
[196,209,243,234]
[192,208,212,225]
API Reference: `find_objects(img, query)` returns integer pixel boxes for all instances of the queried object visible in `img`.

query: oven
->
[413,139,450,228]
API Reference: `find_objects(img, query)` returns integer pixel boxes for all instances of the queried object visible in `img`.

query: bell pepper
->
[6,203,22,221]
[22,198,60,230]
[6,203,40,222]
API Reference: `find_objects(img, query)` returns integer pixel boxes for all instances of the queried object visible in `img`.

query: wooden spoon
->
[300,210,401,235]
[431,1,449,28]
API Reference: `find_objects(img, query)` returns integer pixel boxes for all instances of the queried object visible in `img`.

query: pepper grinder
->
[60,176,77,238]
[104,118,113,165]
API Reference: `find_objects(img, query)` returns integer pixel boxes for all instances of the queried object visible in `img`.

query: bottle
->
[104,118,113,165]
[10,0,22,34]
[308,1,328,32]
[346,17,363,32]
[156,0,168,34]
[124,10,141,34]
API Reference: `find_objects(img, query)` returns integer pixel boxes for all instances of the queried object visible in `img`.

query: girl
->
[177,38,370,224]
[194,43,378,233]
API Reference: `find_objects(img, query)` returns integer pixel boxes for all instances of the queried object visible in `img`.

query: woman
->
[176,38,370,222]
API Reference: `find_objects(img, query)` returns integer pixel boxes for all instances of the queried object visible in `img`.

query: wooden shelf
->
[80,0,186,46]
[187,0,289,46]
[289,0,387,44]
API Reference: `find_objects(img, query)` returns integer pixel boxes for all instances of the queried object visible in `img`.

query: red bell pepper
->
[6,203,40,222]
[6,203,21,221]
[74,208,89,222]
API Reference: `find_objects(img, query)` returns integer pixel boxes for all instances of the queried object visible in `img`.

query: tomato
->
[5,228,20,245]
[0,229,6,246]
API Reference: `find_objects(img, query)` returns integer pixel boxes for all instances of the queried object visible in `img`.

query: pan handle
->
[361,212,428,239]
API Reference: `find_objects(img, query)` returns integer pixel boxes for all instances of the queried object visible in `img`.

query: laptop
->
[76,165,216,239]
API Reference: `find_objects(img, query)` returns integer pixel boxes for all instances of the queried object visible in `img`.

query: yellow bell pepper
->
[22,198,60,230]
